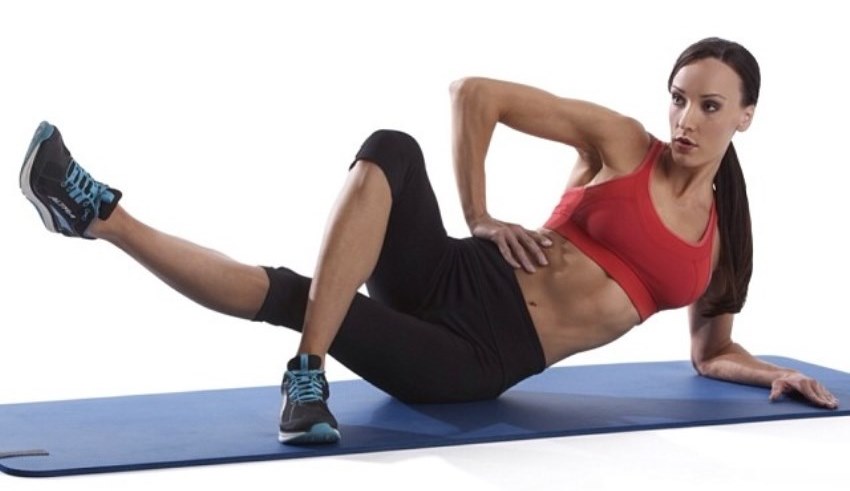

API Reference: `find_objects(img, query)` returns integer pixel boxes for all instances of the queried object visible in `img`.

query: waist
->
[514,230,642,365]
[543,217,657,321]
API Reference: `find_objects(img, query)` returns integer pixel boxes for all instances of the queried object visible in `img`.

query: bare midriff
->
[514,228,643,366]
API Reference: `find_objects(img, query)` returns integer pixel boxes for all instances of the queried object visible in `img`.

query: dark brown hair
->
[668,37,759,316]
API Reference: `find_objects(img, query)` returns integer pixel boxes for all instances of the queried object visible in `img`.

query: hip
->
[414,236,547,392]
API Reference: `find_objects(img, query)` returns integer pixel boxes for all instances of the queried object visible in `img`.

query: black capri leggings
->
[253,130,545,403]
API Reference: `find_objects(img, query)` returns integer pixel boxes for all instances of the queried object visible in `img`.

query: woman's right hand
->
[470,215,552,273]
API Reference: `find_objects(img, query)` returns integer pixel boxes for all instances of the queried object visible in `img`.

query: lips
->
[674,136,697,147]
[672,136,697,154]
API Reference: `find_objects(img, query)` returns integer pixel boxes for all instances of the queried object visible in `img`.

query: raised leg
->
[88,158,392,335]
[87,207,269,319]
[19,121,270,320]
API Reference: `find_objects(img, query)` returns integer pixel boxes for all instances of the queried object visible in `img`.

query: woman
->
[19,37,839,446]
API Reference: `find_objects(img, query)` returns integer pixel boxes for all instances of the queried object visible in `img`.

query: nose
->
[677,103,697,131]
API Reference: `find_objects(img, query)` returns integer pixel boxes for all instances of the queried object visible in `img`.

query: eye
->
[671,92,685,106]
[703,100,721,113]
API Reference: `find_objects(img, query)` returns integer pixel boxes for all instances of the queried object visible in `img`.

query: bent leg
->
[296,130,451,361]
[296,159,392,358]
[88,206,269,319]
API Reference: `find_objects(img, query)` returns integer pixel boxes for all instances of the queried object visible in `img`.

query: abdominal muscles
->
[514,231,643,365]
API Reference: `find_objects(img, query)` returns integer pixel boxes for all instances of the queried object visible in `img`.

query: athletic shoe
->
[20,121,122,238]
[279,354,341,445]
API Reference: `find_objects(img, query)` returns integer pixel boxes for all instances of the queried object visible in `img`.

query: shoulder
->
[593,116,654,174]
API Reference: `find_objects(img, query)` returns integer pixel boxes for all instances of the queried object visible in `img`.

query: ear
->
[737,105,755,132]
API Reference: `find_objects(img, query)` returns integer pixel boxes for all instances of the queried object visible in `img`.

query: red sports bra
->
[543,139,717,322]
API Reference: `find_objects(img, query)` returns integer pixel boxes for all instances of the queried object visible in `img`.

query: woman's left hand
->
[769,372,839,409]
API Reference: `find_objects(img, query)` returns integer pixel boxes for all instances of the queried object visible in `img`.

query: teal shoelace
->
[287,369,326,403]
[61,160,110,219]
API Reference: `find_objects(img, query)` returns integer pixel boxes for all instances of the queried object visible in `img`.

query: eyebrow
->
[671,85,727,100]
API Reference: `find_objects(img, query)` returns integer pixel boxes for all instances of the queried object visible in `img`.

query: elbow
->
[691,347,732,378]
[692,357,709,377]
[449,77,467,97]
[691,338,737,378]
[691,351,719,377]
[449,77,488,104]
[449,77,500,123]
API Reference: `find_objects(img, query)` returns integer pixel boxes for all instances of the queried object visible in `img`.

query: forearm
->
[450,78,497,228]
[697,343,799,387]
[690,306,838,408]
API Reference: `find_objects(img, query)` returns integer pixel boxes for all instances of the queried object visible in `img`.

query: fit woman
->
[19,37,839,445]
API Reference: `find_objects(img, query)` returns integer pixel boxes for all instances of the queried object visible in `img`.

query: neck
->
[660,148,719,202]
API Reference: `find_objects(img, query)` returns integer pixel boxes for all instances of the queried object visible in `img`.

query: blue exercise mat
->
[1,356,848,477]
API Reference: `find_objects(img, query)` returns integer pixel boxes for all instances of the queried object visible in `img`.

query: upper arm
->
[688,276,735,373]
[565,148,604,188]
[450,77,650,170]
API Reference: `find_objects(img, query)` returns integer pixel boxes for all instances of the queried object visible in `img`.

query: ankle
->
[294,343,327,366]
[288,353,325,372]
[87,205,127,241]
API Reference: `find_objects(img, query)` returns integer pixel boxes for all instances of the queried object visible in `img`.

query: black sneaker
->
[279,354,341,445]
[20,121,122,238]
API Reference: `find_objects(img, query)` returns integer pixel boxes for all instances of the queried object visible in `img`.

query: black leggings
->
[253,130,545,403]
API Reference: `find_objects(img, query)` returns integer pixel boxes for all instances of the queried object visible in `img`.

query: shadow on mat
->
[340,388,838,442]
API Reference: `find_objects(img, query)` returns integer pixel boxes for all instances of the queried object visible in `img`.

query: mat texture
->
[1,356,848,477]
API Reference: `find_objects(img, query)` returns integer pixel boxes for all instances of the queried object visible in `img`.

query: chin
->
[669,148,702,168]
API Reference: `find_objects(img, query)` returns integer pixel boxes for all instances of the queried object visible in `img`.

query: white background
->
[1,0,848,489]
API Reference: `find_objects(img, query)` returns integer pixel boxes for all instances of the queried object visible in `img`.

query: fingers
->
[796,378,837,409]
[506,233,537,273]
[507,227,551,273]
[480,220,552,273]
[496,241,522,270]
[531,230,554,248]
[770,376,840,409]
[809,381,840,409]
[769,379,789,401]
[517,230,550,269]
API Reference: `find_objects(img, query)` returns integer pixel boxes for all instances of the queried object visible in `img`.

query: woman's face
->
[668,57,755,168]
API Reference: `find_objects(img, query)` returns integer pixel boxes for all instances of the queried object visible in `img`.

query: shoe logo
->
[48,196,76,219]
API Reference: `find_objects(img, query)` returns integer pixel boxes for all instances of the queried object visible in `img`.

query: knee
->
[252,266,310,330]
[368,129,420,149]
[359,129,424,168]
[352,129,426,201]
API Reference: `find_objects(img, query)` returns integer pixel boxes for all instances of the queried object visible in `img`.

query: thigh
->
[350,129,452,314]
[255,266,502,403]
[333,292,503,403]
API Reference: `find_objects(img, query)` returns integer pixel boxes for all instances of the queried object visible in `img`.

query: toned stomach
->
[514,229,642,366]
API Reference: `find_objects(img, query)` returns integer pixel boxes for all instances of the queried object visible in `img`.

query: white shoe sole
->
[279,423,341,445]
[20,121,59,233]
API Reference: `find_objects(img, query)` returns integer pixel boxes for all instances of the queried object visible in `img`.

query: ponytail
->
[702,142,753,316]
[669,38,759,316]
